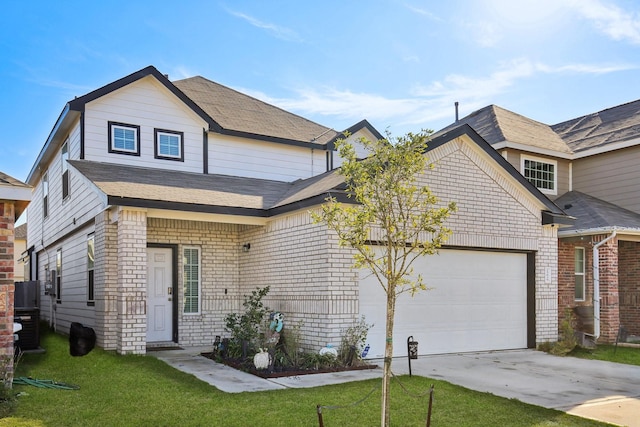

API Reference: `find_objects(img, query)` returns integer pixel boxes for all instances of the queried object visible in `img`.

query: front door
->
[147,247,174,342]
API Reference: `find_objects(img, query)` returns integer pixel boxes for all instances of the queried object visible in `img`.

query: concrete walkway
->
[152,348,640,427]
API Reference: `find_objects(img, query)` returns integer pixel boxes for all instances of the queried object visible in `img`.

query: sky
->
[1,0,640,183]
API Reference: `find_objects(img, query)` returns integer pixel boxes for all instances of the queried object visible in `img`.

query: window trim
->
[183,246,201,315]
[574,247,585,301]
[87,234,95,305]
[154,128,184,161]
[108,121,141,156]
[61,140,70,200]
[521,154,557,196]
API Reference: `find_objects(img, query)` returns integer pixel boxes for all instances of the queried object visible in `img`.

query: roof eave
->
[491,140,573,159]
[558,226,640,238]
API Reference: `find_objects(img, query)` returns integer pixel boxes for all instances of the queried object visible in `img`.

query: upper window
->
[42,172,49,219]
[575,247,585,301]
[87,234,95,304]
[521,155,557,195]
[108,121,140,156]
[154,129,184,161]
[61,141,70,199]
[183,247,201,314]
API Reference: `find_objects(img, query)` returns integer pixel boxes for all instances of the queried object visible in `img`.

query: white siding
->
[83,76,207,173]
[208,133,326,181]
[332,128,381,169]
[37,227,96,333]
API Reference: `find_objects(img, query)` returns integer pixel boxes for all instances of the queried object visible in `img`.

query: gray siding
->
[573,146,640,214]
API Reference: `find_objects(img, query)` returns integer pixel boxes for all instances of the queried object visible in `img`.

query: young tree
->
[312,131,456,427]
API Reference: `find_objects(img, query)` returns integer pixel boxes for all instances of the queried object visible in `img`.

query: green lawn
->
[569,344,640,366]
[3,329,612,427]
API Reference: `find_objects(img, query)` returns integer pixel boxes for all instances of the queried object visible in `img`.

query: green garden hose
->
[12,377,79,390]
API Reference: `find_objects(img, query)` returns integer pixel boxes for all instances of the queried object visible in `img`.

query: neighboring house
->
[13,224,26,283]
[0,171,31,376]
[24,66,569,356]
[440,101,640,343]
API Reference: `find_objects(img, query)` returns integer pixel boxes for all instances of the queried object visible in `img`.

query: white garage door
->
[359,249,528,358]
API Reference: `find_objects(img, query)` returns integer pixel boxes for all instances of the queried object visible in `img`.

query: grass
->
[569,344,640,366]
[2,328,612,427]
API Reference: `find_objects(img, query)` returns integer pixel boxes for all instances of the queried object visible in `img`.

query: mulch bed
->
[201,352,378,379]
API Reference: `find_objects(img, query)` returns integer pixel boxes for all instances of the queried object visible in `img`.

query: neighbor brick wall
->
[0,202,15,385]
[559,235,620,343]
[619,240,639,336]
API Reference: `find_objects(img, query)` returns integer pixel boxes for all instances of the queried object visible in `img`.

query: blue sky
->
[1,0,639,182]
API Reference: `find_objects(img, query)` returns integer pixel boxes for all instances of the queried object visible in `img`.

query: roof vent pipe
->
[455,102,459,122]
[592,229,617,340]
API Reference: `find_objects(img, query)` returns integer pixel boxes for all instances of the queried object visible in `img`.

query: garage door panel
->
[360,249,528,358]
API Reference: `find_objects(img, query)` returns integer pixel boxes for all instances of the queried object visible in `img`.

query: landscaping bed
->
[201,352,378,378]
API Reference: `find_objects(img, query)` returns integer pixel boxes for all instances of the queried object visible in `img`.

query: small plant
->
[338,316,373,365]
[0,354,18,418]
[281,319,304,368]
[224,286,271,358]
[539,308,578,356]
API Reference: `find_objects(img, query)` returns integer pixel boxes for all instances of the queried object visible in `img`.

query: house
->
[13,224,26,283]
[0,171,31,377]
[440,102,640,344]
[24,66,570,357]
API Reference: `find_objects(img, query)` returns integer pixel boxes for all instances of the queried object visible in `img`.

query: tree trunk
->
[381,289,396,427]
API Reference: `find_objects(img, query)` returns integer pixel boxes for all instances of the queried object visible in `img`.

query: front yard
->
[0,329,613,427]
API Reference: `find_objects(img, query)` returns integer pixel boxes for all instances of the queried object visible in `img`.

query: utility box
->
[14,281,41,351]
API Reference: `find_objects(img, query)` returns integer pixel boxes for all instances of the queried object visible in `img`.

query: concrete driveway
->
[394,350,640,427]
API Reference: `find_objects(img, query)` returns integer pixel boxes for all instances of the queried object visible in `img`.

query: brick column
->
[596,236,619,343]
[94,210,119,350]
[115,208,147,355]
[0,202,15,387]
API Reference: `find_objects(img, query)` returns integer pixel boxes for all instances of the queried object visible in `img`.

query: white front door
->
[147,247,173,343]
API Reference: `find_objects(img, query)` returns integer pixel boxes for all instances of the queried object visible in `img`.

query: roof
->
[68,125,572,227]
[14,223,27,240]
[552,99,640,153]
[174,76,339,146]
[555,191,640,234]
[0,171,31,219]
[437,105,572,155]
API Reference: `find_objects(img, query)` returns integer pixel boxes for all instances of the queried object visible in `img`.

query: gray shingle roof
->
[68,160,347,215]
[14,223,27,240]
[555,191,640,233]
[552,99,640,152]
[436,105,572,154]
[173,76,338,145]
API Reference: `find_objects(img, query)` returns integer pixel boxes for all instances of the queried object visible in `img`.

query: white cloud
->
[226,9,302,42]
[243,58,635,130]
[404,4,442,21]
[569,0,640,44]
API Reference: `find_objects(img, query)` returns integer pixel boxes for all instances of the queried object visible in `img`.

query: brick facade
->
[619,240,640,336]
[0,202,15,385]
[558,235,623,343]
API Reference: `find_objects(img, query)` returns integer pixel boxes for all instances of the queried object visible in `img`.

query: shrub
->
[224,286,271,358]
[538,308,577,356]
[338,316,373,365]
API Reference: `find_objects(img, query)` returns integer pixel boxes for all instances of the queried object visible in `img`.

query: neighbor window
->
[108,121,140,155]
[42,172,49,219]
[56,249,62,303]
[183,247,200,314]
[61,140,70,199]
[87,234,95,305]
[522,155,557,195]
[154,129,184,161]
[575,247,585,301]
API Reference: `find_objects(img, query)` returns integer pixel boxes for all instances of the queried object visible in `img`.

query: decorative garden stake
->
[253,348,270,370]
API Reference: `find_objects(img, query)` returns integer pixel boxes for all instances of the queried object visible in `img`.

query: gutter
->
[592,229,617,340]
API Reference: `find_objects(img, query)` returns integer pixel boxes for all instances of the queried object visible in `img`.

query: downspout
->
[592,229,617,340]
